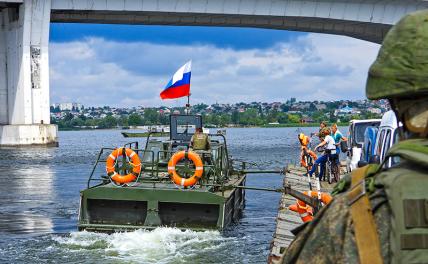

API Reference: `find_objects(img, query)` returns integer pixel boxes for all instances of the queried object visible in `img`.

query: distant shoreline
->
[261,123,348,128]
[58,123,348,131]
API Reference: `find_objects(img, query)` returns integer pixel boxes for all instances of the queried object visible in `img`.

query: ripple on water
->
[0,127,347,263]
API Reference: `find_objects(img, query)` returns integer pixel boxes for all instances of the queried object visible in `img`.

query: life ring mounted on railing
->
[168,151,204,187]
[106,147,142,184]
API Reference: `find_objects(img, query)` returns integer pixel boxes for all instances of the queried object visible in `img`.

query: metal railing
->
[86,132,243,189]
[87,146,156,188]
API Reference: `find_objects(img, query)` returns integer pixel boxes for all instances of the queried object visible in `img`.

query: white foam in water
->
[54,227,235,263]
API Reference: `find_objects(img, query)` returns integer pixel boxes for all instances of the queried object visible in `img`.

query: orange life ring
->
[168,151,204,187]
[300,147,318,168]
[106,147,141,184]
[289,191,332,223]
[289,200,314,222]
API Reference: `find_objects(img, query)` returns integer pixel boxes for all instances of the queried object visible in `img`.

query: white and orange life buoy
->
[168,151,204,187]
[300,147,318,168]
[106,147,141,184]
[288,191,333,223]
[289,200,314,222]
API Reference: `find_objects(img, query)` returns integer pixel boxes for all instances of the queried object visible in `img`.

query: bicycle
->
[324,150,340,184]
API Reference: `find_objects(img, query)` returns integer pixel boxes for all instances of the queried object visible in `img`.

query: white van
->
[345,119,381,171]
[373,110,402,168]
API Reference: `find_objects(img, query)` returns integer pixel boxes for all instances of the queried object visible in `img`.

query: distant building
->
[52,102,84,111]
[367,107,382,114]
[335,106,361,116]
[271,102,282,109]
[315,103,327,111]
[293,102,310,110]
[300,117,314,123]
[339,106,353,114]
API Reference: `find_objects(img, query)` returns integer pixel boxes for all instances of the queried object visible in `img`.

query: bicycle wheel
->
[326,162,333,184]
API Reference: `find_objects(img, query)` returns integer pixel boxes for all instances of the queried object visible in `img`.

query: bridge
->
[0,0,427,146]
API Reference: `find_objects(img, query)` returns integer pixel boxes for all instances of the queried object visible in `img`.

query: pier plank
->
[268,164,334,263]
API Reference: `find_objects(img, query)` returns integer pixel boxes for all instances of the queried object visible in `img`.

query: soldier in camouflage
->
[284,10,428,264]
[190,127,211,151]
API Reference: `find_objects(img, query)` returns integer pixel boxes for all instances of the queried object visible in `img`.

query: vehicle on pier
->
[78,114,247,232]
[368,110,402,168]
[345,119,381,171]
[360,126,379,164]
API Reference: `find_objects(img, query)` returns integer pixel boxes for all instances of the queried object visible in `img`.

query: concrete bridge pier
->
[0,0,57,146]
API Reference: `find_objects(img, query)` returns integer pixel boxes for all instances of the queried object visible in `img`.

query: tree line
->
[52,107,380,130]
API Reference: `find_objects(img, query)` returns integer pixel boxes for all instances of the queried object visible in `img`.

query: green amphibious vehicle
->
[78,115,247,232]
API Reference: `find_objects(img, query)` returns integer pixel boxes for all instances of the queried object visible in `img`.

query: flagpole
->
[186,94,191,115]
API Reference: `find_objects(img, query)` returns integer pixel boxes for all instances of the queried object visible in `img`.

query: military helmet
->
[366,10,428,99]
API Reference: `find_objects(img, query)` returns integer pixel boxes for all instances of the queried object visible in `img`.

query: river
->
[0,127,339,264]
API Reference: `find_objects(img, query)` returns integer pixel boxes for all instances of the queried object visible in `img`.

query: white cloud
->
[49,34,380,107]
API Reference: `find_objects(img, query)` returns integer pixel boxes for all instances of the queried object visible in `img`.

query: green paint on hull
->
[78,176,246,231]
[121,132,169,138]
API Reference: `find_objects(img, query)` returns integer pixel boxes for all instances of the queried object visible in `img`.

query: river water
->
[0,127,326,264]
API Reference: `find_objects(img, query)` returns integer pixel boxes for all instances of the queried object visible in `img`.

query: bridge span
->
[0,0,427,145]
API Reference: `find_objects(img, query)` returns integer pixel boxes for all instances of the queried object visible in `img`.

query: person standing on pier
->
[311,121,329,178]
[331,123,347,169]
[284,10,428,264]
[306,128,336,181]
[331,123,347,155]
[311,121,328,141]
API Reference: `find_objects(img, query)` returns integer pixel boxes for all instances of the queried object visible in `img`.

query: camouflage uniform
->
[190,132,211,151]
[284,140,428,263]
[284,10,428,264]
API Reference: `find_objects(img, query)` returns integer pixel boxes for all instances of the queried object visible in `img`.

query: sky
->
[49,23,381,107]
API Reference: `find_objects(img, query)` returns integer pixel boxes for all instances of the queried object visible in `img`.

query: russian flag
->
[160,61,191,99]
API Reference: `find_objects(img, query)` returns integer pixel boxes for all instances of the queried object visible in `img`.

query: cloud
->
[49,33,380,107]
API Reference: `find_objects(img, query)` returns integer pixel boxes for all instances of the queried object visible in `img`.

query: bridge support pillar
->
[0,0,57,146]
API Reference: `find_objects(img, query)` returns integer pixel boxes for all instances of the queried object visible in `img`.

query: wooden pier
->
[268,164,334,263]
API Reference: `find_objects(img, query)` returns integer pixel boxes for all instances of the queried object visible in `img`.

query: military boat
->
[78,114,247,232]
[121,131,169,138]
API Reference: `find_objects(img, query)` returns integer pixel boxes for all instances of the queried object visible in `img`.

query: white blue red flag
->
[160,61,191,99]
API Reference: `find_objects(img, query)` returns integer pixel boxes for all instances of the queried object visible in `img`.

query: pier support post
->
[144,201,162,226]
[0,0,57,146]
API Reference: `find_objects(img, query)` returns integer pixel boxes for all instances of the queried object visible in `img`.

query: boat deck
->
[93,174,245,196]
[268,164,335,263]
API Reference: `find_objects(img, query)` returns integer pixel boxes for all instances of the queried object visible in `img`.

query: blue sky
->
[49,23,380,107]
[50,23,305,49]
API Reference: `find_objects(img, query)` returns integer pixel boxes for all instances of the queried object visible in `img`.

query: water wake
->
[53,227,236,263]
